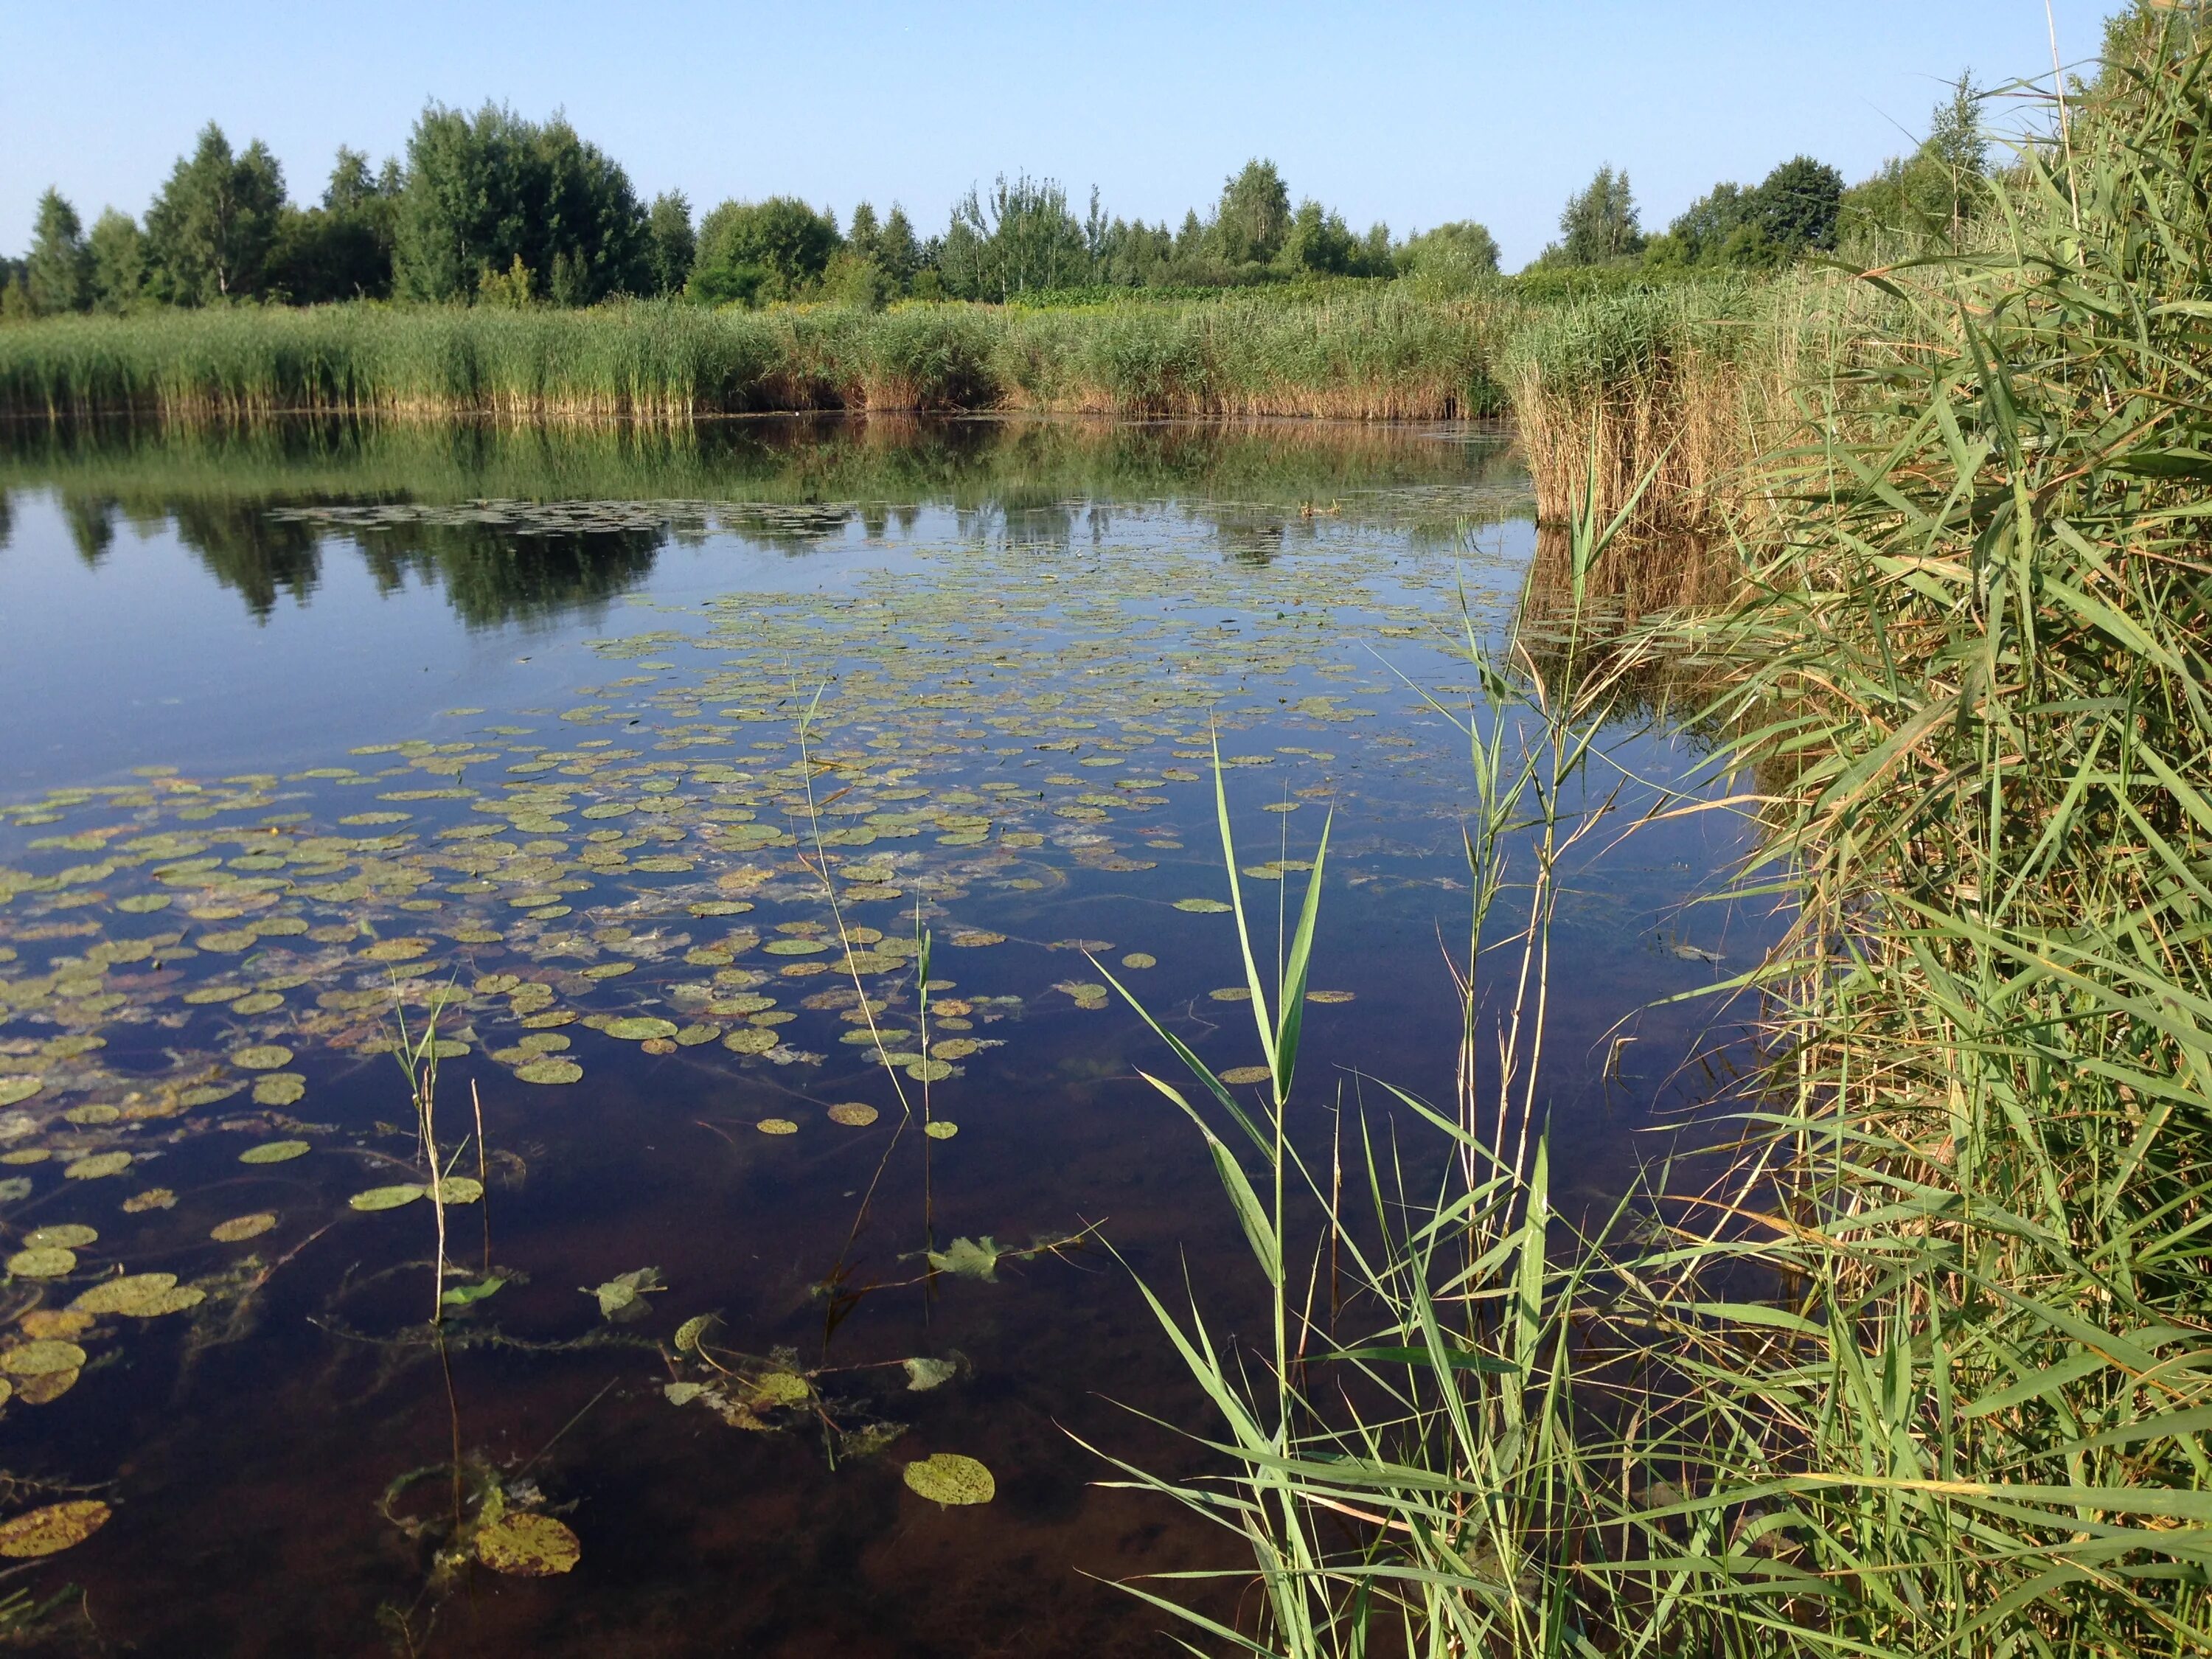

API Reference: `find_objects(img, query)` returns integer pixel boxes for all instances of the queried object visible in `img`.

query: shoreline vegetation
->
[1102,7,2212,1658]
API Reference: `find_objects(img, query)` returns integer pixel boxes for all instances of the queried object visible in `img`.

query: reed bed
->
[1113,21,2212,1659]
[0,291,1510,422]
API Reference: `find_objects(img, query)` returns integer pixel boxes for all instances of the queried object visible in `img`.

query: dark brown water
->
[0,417,1758,1656]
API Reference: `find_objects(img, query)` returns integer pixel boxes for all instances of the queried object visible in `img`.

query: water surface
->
[0,417,1754,1656]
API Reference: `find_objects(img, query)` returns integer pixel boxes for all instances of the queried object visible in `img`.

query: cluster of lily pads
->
[0,501,1490,1573]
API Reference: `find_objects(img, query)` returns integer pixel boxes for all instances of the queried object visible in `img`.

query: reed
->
[0,291,1512,422]
[1112,20,2212,1657]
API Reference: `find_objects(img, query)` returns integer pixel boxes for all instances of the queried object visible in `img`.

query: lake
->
[0,416,1754,1656]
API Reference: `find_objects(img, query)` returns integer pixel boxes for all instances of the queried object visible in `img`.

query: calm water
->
[0,418,1756,1656]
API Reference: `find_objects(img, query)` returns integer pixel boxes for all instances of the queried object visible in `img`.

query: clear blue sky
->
[2,1,2118,270]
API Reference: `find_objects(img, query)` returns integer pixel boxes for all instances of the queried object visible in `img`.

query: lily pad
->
[0,1500,110,1558]
[756,1118,798,1135]
[5,1248,75,1279]
[431,1177,484,1205]
[209,1213,278,1243]
[17,1310,91,1340]
[63,1152,132,1180]
[0,1080,41,1109]
[723,1029,780,1056]
[122,1189,178,1213]
[1173,898,1234,914]
[349,1185,425,1212]
[24,1225,96,1250]
[924,1121,959,1141]
[902,1453,995,1506]
[515,1057,584,1085]
[1,1340,86,1377]
[1120,953,1158,969]
[673,1313,718,1354]
[474,1511,580,1576]
[826,1102,879,1127]
[15,1368,78,1404]
[251,1074,307,1107]
[1220,1065,1273,1085]
[762,939,828,956]
[239,1140,310,1164]
[603,1018,678,1041]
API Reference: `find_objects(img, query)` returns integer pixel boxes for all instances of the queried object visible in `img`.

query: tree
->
[877,205,920,291]
[1397,220,1500,292]
[646,191,695,296]
[394,103,650,305]
[1662,157,1841,268]
[1557,166,1642,265]
[1280,199,1362,276]
[25,189,91,314]
[87,210,147,312]
[268,147,397,302]
[144,122,288,302]
[1750,156,1843,252]
[687,197,841,305]
[1209,159,1290,267]
[1838,72,1989,244]
[936,175,1089,301]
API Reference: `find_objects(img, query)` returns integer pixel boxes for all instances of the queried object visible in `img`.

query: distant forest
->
[1,80,1994,319]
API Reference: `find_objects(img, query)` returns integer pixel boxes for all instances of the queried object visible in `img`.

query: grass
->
[1106,18,2212,1657]
[0,289,1512,422]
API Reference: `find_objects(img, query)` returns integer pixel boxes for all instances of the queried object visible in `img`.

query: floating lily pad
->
[1307,990,1356,1004]
[251,1074,307,1107]
[905,1059,954,1082]
[1220,1065,1273,1085]
[63,1152,132,1180]
[762,939,828,956]
[723,1029,779,1056]
[0,1500,110,1558]
[24,1225,96,1250]
[5,1248,74,1279]
[431,1177,484,1205]
[71,1273,178,1314]
[1,1340,86,1377]
[239,1140,309,1164]
[15,1368,78,1404]
[474,1512,580,1576]
[122,1189,177,1213]
[924,1121,959,1140]
[360,939,431,962]
[349,1185,425,1212]
[603,1018,678,1041]
[515,1059,583,1085]
[209,1213,278,1243]
[902,1453,995,1506]
[1209,987,1253,1003]
[903,1357,959,1391]
[1173,898,1233,914]
[756,1119,798,1135]
[1120,953,1158,969]
[0,1080,41,1109]
[674,1313,717,1354]
[18,1310,91,1340]
[827,1102,879,1127]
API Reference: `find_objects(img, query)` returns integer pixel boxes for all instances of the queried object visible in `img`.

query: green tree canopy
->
[646,191,695,296]
[1554,165,1642,266]
[268,147,397,303]
[938,175,1089,300]
[1658,156,1843,268]
[687,196,841,305]
[144,123,287,303]
[87,210,146,313]
[394,103,650,305]
[25,189,91,315]
[1208,159,1291,267]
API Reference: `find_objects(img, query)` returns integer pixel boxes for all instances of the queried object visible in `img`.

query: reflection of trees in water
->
[354,524,661,630]
[0,411,1532,622]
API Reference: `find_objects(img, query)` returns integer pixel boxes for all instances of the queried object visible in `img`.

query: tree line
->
[5,85,1982,319]
[1535,72,2000,275]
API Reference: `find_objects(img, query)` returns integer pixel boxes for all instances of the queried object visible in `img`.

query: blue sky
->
[3,1,2118,269]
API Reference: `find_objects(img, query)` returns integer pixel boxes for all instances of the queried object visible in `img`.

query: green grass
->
[0,290,1512,421]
